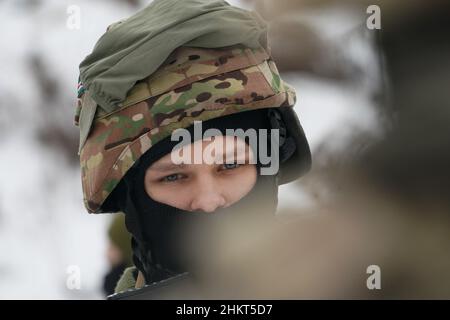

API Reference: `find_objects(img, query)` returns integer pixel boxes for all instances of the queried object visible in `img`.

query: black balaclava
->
[115,108,292,284]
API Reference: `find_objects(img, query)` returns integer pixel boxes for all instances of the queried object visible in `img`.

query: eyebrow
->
[222,146,249,162]
[148,162,186,172]
[148,141,251,171]
[224,139,252,158]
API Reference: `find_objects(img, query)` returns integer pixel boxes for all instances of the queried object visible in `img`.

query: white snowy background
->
[0,0,380,299]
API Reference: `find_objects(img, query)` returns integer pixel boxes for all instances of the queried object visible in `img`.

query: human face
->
[144,135,257,213]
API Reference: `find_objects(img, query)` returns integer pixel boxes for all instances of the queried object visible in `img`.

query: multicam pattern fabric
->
[76,45,297,213]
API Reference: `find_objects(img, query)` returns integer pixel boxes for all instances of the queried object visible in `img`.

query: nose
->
[189,176,226,213]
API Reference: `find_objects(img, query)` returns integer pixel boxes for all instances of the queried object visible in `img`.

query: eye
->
[221,162,241,171]
[160,173,183,182]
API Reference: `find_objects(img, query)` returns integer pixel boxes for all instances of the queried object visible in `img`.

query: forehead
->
[148,135,254,170]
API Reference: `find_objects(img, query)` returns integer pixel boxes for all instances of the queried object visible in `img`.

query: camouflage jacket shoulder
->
[114,266,138,294]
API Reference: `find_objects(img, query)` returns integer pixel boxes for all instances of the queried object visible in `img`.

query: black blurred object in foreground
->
[107,273,200,300]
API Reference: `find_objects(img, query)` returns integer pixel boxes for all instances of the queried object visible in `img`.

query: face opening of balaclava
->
[115,108,293,284]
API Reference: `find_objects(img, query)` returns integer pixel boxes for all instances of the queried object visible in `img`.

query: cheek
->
[221,165,257,204]
[145,177,197,210]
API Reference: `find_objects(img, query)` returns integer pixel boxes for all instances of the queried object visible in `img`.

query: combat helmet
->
[75,2,311,214]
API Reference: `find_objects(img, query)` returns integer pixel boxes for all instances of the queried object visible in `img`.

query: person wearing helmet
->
[75,0,311,297]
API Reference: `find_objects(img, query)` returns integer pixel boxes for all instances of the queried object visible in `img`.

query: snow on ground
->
[0,0,380,298]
